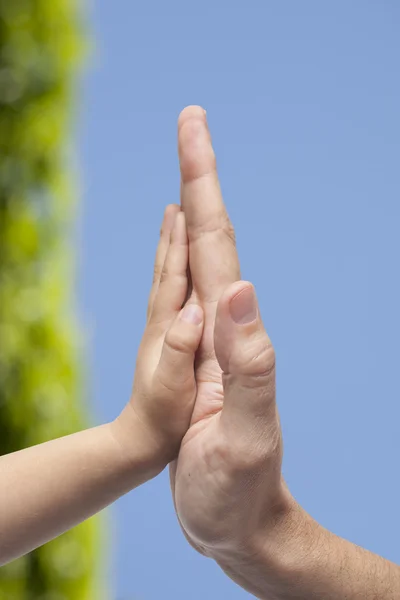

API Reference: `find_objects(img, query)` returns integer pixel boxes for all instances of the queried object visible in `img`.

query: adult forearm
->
[0,416,159,565]
[216,500,400,600]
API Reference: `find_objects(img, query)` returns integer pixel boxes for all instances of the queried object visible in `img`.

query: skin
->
[1,107,399,598]
[0,207,204,566]
[171,105,400,599]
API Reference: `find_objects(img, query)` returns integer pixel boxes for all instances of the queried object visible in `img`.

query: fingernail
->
[229,286,258,324]
[180,304,203,325]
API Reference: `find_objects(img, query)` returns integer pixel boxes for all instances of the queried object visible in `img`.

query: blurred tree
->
[0,1,104,598]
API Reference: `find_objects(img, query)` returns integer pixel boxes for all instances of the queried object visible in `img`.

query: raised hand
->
[170,107,290,562]
[0,205,206,565]
[116,205,204,471]
[170,108,400,600]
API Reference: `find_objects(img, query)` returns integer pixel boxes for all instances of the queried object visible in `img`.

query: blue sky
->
[78,2,400,598]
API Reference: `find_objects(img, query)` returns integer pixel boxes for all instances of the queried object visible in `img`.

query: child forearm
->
[0,206,204,566]
[0,414,158,565]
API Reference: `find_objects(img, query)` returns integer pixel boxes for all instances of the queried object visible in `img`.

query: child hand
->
[113,205,204,473]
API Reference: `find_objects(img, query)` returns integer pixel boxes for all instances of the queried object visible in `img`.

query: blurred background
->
[1,1,400,599]
[0,1,102,599]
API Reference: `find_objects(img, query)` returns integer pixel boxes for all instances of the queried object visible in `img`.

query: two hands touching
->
[112,106,400,599]
[118,104,287,569]
[1,107,399,599]
[116,106,288,564]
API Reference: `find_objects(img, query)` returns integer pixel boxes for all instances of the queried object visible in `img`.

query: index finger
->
[178,106,240,303]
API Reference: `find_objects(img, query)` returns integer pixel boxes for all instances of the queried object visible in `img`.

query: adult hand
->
[170,109,400,600]
[170,107,291,563]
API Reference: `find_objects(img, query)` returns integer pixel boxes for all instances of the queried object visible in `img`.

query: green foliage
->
[0,1,104,598]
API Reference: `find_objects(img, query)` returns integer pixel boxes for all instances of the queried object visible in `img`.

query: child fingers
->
[154,303,204,401]
[149,212,189,325]
[147,204,180,321]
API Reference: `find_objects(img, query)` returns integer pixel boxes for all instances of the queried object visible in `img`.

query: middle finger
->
[178,106,241,304]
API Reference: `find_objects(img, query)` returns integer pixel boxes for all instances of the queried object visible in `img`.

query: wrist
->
[213,486,322,599]
[110,403,169,485]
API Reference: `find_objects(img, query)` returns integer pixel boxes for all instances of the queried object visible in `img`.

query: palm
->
[187,305,225,423]
[170,334,227,553]
[170,302,225,449]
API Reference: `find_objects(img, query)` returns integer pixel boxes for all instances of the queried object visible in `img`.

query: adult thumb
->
[214,281,277,435]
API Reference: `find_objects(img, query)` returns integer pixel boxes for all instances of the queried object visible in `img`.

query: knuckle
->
[160,260,171,283]
[232,339,276,381]
[164,277,188,298]
[159,266,169,284]
[153,263,163,283]
[158,275,187,299]
[190,210,236,246]
[225,219,236,246]
[164,327,194,356]
[159,263,186,285]
[155,367,193,396]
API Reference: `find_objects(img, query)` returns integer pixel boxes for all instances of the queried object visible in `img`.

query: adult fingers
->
[178,106,240,304]
[147,204,180,321]
[214,281,278,441]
